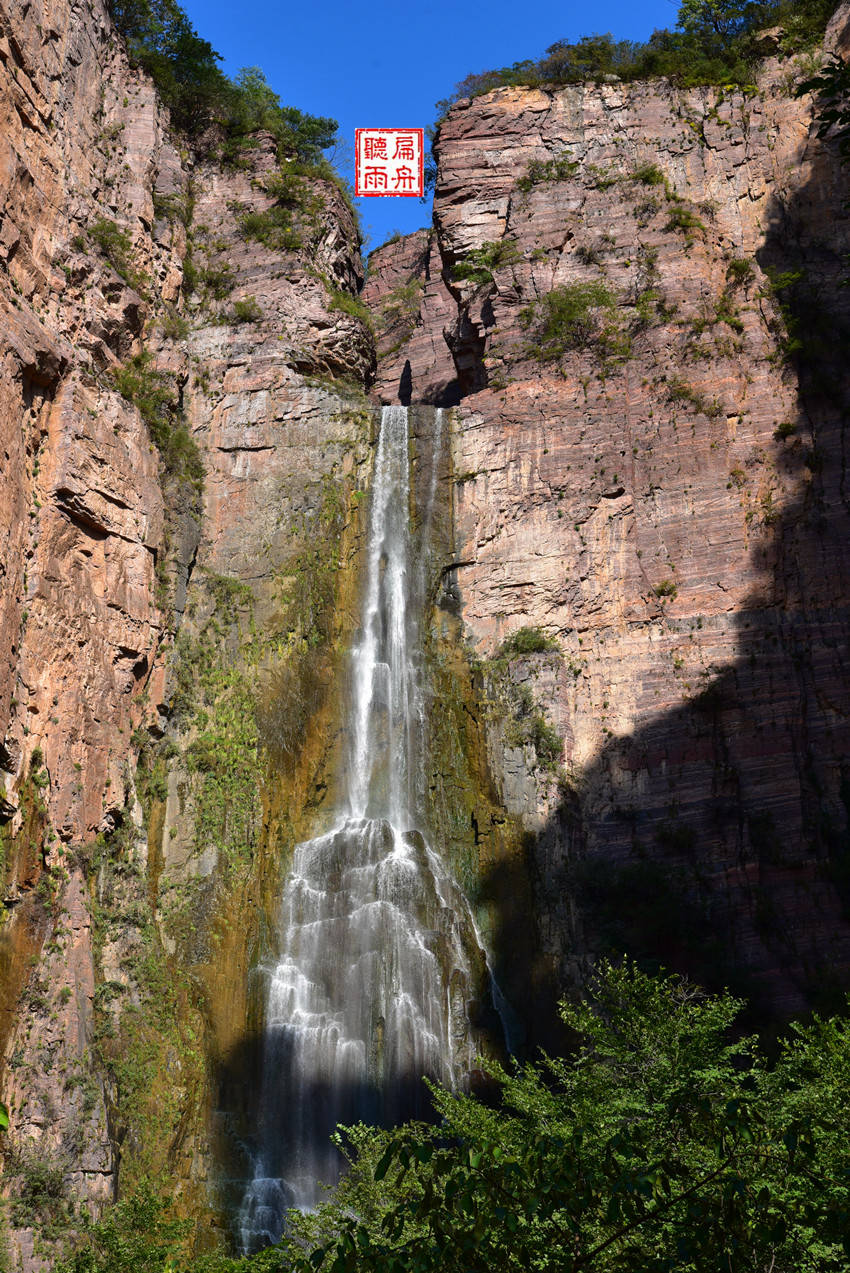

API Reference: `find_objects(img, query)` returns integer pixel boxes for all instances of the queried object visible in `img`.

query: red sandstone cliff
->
[0,0,374,1261]
[367,4,850,1028]
[361,228,458,405]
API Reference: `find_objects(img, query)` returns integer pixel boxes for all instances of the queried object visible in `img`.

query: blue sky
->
[180,0,679,258]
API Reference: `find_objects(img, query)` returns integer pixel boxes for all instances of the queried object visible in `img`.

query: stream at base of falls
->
[238,405,504,1251]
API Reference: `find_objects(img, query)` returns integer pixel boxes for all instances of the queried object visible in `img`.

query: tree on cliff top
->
[110,0,228,132]
[226,68,337,163]
[434,0,841,115]
[108,0,338,159]
[677,0,766,45]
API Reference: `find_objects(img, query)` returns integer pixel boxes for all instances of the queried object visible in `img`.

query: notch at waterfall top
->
[355,129,424,197]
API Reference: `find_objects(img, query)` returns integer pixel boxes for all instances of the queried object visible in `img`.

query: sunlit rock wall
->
[367,4,850,1031]
[0,0,375,1262]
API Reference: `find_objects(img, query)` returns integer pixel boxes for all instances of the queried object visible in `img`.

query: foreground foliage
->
[55,963,850,1272]
[282,963,850,1272]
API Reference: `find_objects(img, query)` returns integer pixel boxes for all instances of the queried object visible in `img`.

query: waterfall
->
[238,406,496,1251]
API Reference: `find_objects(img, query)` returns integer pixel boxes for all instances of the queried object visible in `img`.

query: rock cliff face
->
[367,4,850,1033]
[0,0,374,1263]
[0,4,186,1249]
[361,229,458,405]
[4,0,850,1261]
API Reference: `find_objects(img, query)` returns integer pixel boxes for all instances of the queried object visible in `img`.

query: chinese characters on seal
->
[355,129,424,197]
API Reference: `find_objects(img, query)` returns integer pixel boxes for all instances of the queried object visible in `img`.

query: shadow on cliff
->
[477,99,850,1050]
[206,79,850,1242]
[393,356,462,408]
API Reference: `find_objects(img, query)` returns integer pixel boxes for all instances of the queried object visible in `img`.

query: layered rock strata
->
[367,4,850,1029]
[0,0,375,1263]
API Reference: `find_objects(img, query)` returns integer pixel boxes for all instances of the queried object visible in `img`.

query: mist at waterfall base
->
[237,407,503,1252]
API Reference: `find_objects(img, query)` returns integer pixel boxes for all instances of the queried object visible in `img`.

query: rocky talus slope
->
[0,0,375,1263]
[366,5,850,1034]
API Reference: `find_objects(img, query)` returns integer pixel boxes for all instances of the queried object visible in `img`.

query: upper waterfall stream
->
[238,406,499,1250]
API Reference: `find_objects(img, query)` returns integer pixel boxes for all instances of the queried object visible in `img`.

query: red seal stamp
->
[355,129,424,197]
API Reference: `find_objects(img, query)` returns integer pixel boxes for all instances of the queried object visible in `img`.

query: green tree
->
[538,34,646,81]
[110,0,229,133]
[108,2,338,159]
[285,963,850,1273]
[433,0,838,113]
[225,68,337,161]
[55,1185,191,1272]
[676,0,768,48]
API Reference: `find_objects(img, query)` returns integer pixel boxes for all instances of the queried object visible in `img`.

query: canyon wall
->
[0,0,375,1263]
[367,4,850,1036]
[3,0,850,1263]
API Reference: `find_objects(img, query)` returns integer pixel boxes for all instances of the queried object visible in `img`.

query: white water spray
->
[238,407,497,1250]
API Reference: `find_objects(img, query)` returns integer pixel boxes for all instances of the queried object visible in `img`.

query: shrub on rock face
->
[664,202,706,245]
[520,281,630,368]
[230,296,262,323]
[327,286,375,331]
[237,169,333,256]
[238,206,302,253]
[450,239,521,288]
[517,151,578,192]
[89,218,148,293]
[497,627,559,657]
[632,162,666,186]
[112,351,203,492]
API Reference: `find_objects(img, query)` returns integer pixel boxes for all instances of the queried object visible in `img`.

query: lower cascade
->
[238,405,500,1249]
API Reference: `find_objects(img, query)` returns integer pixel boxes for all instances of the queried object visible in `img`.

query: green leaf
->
[374,1139,400,1182]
